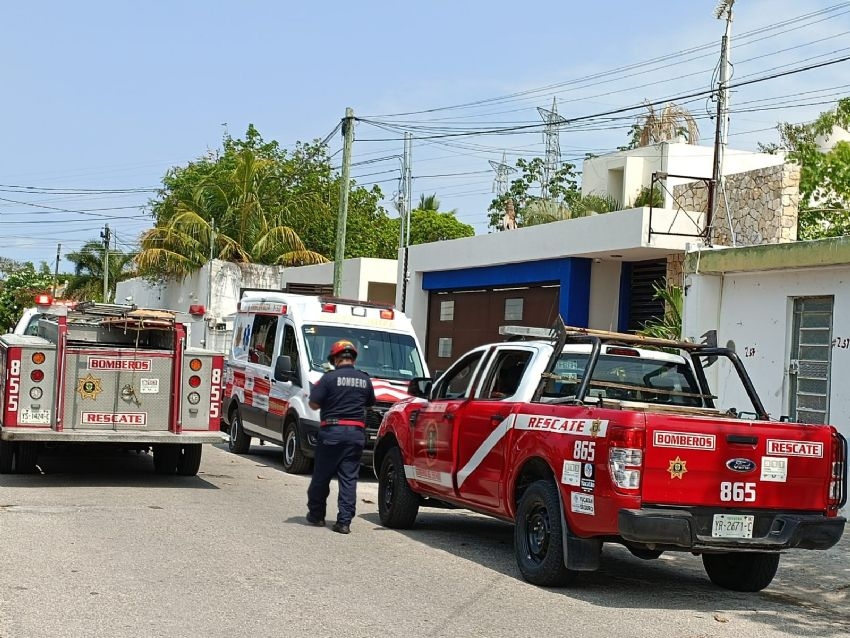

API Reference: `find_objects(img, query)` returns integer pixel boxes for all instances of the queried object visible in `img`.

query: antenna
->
[537,97,567,200]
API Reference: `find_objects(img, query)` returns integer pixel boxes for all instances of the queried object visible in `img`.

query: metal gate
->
[788,296,833,424]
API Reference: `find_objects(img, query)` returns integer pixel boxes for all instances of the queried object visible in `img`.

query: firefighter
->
[306,339,376,534]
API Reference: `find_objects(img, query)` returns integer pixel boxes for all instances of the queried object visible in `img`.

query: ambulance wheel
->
[228,407,251,454]
[15,442,39,474]
[176,444,203,476]
[282,419,312,474]
[702,552,780,592]
[0,440,15,474]
[514,479,577,587]
[153,444,179,474]
[378,446,419,529]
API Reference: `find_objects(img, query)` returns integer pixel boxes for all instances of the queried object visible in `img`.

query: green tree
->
[141,125,398,275]
[0,262,55,332]
[488,157,580,230]
[760,98,850,239]
[65,240,135,302]
[404,209,475,245]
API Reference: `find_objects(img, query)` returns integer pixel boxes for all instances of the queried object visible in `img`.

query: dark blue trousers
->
[307,425,366,525]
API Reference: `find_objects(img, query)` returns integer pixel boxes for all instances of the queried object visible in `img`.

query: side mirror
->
[407,377,432,399]
[274,355,295,382]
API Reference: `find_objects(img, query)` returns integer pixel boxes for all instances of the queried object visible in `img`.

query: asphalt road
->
[0,442,847,638]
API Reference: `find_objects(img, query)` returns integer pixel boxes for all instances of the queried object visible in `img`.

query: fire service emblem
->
[77,374,103,400]
[667,456,688,479]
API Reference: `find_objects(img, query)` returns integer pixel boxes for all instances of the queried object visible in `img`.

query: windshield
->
[542,352,704,407]
[301,324,425,381]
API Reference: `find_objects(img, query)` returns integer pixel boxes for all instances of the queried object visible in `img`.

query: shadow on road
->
[0,444,219,489]
[361,509,850,637]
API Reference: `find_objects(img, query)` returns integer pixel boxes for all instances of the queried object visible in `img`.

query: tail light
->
[189,358,202,371]
[828,433,848,510]
[608,426,645,492]
[321,303,337,313]
[188,375,201,388]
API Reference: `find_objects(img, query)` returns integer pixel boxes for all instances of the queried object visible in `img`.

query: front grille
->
[366,402,393,430]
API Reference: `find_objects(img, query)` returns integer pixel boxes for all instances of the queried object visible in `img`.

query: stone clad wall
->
[671,163,800,247]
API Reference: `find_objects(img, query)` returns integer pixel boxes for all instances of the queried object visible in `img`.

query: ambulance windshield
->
[301,325,425,381]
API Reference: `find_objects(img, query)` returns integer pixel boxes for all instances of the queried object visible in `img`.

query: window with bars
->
[437,337,453,358]
[440,300,455,321]
[789,296,833,424]
[504,298,524,321]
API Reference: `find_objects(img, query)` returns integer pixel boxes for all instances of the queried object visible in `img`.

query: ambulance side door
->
[267,321,302,437]
[241,313,278,436]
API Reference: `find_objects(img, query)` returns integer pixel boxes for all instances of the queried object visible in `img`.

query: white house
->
[682,237,850,441]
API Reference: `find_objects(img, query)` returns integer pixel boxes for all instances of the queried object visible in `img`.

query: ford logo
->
[726,458,757,473]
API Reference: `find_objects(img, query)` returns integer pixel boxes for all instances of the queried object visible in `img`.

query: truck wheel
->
[282,419,312,474]
[0,440,15,474]
[514,480,577,587]
[378,447,419,529]
[176,444,203,476]
[228,408,251,454]
[15,442,39,474]
[702,552,780,592]
[153,444,179,474]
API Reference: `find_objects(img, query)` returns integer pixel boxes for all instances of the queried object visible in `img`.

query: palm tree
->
[418,193,440,211]
[634,102,699,147]
[638,283,683,341]
[136,149,327,279]
[521,193,620,227]
[65,240,135,302]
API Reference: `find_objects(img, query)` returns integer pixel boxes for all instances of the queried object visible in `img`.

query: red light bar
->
[34,294,53,306]
[321,303,337,313]
[606,346,640,357]
[188,304,206,316]
[380,309,394,320]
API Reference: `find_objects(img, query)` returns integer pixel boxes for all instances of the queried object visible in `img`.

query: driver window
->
[280,323,301,386]
[434,352,485,400]
[483,350,532,400]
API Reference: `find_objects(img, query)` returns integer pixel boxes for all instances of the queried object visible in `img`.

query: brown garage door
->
[426,285,560,376]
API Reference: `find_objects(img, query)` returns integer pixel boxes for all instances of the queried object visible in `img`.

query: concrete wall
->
[280,258,397,302]
[682,239,850,441]
[582,142,786,211]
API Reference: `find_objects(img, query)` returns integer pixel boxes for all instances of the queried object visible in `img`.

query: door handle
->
[490,414,506,423]
[727,434,758,445]
[444,412,455,421]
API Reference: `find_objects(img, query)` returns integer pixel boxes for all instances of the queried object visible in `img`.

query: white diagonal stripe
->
[456,414,516,488]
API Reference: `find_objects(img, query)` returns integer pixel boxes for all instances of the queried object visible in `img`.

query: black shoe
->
[306,514,325,527]
[332,522,351,534]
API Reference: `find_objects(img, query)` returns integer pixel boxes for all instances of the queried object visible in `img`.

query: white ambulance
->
[222,292,428,473]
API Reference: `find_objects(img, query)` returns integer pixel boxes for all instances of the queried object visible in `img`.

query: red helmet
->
[327,339,357,363]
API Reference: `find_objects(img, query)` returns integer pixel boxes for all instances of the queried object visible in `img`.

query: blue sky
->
[1,0,848,271]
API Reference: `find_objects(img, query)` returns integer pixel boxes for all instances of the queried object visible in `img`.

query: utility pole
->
[333,107,354,296]
[708,0,735,242]
[53,243,61,297]
[101,224,111,303]
[204,220,216,348]
[400,132,412,312]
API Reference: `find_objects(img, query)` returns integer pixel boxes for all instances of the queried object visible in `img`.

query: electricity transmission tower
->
[537,97,567,200]
[489,152,515,197]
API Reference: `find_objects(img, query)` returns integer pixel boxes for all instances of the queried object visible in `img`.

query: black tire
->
[152,444,179,475]
[0,440,15,474]
[377,446,419,528]
[702,552,780,592]
[227,407,251,454]
[15,442,39,474]
[514,479,577,587]
[176,444,203,476]
[282,419,312,474]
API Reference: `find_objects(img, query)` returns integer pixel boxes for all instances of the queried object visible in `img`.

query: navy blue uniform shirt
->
[309,365,376,425]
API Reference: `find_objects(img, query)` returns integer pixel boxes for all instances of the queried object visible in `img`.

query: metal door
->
[788,296,833,424]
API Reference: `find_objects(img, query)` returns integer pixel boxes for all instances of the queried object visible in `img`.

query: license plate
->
[19,408,51,424]
[712,514,754,538]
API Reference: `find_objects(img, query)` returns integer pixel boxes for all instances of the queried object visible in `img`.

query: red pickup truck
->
[373,324,847,591]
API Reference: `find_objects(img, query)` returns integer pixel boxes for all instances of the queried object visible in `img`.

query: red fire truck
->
[374,323,847,592]
[0,299,225,475]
